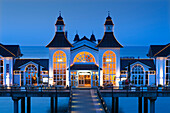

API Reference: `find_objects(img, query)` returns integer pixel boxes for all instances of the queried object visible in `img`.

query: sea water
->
[0,46,169,113]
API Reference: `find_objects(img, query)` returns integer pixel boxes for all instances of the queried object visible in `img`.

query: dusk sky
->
[0,0,170,46]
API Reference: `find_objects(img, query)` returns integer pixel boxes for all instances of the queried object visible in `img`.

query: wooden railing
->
[100,85,170,92]
[0,86,69,93]
[96,88,110,113]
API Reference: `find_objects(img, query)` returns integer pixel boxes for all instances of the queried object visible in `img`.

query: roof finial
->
[59,11,61,16]
[76,30,78,34]
[108,11,110,16]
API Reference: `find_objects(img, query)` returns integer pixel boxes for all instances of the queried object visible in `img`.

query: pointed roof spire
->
[59,11,61,16]
[46,13,73,48]
[73,32,80,42]
[105,11,114,25]
[108,11,110,16]
[90,32,96,42]
[55,11,64,25]
[96,14,123,48]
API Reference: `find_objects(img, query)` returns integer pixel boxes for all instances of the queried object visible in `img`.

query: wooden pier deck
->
[69,89,105,113]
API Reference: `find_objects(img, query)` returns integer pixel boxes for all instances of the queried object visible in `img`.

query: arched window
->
[131,64,144,85]
[53,51,66,86]
[166,57,170,85]
[25,64,38,85]
[73,52,95,63]
[103,51,116,85]
[0,57,3,85]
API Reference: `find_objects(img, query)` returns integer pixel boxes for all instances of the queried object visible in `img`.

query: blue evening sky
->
[0,0,170,46]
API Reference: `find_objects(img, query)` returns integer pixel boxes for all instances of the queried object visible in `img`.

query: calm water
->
[2,46,167,113]
[0,97,170,113]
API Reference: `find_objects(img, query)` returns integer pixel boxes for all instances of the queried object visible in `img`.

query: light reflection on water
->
[0,97,170,113]
[0,97,69,113]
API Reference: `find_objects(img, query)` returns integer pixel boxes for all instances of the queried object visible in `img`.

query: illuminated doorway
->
[78,72,91,87]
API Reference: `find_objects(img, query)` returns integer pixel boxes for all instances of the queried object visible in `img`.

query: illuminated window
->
[93,71,99,86]
[73,52,95,63]
[103,51,116,85]
[0,57,3,85]
[25,64,38,85]
[166,57,170,85]
[71,71,77,86]
[53,51,66,86]
[131,64,144,85]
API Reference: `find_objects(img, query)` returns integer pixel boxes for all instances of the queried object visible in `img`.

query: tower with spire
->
[96,12,123,86]
[46,13,73,85]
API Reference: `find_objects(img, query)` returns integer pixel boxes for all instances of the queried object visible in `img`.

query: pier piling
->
[55,97,58,113]
[21,97,25,113]
[144,97,148,113]
[12,97,19,113]
[149,97,157,113]
[115,97,119,113]
[27,97,31,113]
[138,97,142,113]
[51,97,54,113]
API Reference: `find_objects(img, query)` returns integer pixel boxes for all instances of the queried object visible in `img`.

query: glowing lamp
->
[57,59,63,62]
[106,59,111,62]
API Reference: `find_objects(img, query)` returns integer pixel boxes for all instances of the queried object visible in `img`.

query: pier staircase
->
[68,88,108,113]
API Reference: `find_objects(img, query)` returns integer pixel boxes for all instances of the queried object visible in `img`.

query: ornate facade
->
[0,14,169,87]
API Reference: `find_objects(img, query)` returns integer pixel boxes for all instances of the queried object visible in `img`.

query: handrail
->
[96,88,110,113]
[68,87,73,113]
[100,85,170,93]
[0,86,69,94]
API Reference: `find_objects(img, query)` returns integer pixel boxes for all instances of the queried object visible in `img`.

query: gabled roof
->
[0,44,22,57]
[14,59,49,70]
[69,64,101,70]
[147,43,170,57]
[46,32,73,47]
[80,36,90,41]
[120,58,155,70]
[71,44,98,51]
[96,32,123,48]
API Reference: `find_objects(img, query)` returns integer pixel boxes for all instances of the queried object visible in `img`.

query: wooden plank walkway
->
[70,89,105,113]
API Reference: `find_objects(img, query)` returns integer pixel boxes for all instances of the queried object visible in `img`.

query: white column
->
[24,72,26,85]
[116,50,120,86]
[3,59,6,85]
[49,50,53,85]
[10,58,13,85]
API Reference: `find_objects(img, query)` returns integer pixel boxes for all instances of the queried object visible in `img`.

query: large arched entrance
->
[71,51,98,87]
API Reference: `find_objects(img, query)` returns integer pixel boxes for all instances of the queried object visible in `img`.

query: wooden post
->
[51,97,54,113]
[138,97,142,113]
[21,97,25,113]
[55,97,58,113]
[112,97,115,113]
[27,97,31,113]
[12,97,19,113]
[115,97,119,113]
[144,97,148,113]
[149,97,157,113]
